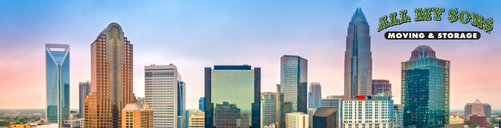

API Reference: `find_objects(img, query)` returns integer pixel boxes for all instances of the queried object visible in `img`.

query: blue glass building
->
[205,65,261,128]
[308,83,321,109]
[199,97,205,112]
[401,45,450,128]
[344,8,373,99]
[45,44,70,127]
[178,80,186,118]
[278,55,307,128]
[393,104,404,128]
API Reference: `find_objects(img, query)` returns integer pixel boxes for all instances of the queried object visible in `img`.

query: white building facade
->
[145,64,182,128]
[339,96,393,128]
[286,112,309,128]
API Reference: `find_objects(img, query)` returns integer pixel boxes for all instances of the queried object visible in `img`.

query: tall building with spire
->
[84,23,137,128]
[344,8,372,99]
[402,45,450,128]
[46,44,70,127]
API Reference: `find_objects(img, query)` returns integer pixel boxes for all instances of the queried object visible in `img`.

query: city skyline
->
[1,0,501,110]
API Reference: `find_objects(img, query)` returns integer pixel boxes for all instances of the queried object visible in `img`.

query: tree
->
[464,120,470,125]
[469,124,478,128]
[492,118,499,124]
[487,125,494,128]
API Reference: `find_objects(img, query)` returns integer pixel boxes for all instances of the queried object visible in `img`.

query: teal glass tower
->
[344,8,373,99]
[45,44,70,127]
[205,65,261,128]
[402,45,450,128]
[278,55,307,128]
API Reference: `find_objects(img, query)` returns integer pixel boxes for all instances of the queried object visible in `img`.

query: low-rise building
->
[189,110,204,128]
[121,104,154,128]
[286,112,309,128]
[312,107,338,128]
[339,95,393,128]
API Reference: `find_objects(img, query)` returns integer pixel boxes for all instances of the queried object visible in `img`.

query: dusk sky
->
[0,0,500,110]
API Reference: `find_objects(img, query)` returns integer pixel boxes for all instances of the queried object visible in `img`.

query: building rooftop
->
[123,104,149,111]
[313,108,338,117]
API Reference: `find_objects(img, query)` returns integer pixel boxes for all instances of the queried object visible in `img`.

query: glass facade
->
[308,83,321,109]
[205,65,260,128]
[393,104,403,128]
[261,92,277,126]
[401,45,450,128]
[344,8,373,99]
[279,55,307,128]
[199,97,205,112]
[45,44,70,127]
[79,81,90,118]
[178,80,186,117]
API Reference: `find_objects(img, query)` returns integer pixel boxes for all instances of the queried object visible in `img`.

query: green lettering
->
[378,15,390,32]
[432,8,445,21]
[459,10,471,24]
[448,8,458,23]
[389,12,401,26]
[471,12,484,29]
[400,10,411,23]
[484,18,493,33]
[415,8,432,21]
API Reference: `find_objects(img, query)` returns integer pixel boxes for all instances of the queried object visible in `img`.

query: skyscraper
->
[121,104,154,128]
[401,45,450,127]
[178,80,186,117]
[465,99,491,123]
[199,97,205,112]
[145,64,184,128]
[344,8,372,99]
[308,82,321,109]
[280,55,307,112]
[393,104,403,128]
[204,65,261,128]
[261,92,277,126]
[46,44,70,127]
[372,80,392,96]
[79,81,90,118]
[84,23,137,128]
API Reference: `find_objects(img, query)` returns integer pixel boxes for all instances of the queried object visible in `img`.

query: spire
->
[351,8,367,22]
[474,99,482,104]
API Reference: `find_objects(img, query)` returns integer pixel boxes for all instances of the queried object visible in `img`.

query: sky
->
[0,0,500,110]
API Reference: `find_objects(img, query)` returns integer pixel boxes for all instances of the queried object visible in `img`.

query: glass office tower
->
[205,65,261,128]
[344,8,373,99]
[261,92,277,127]
[308,82,321,109]
[401,45,450,128]
[45,44,70,127]
[199,97,205,112]
[279,55,307,128]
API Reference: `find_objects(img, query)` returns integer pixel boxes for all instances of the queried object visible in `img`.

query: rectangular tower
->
[84,23,137,128]
[401,45,449,128]
[339,96,393,128]
[204,65,261,128]
[145,64,183,128]
[261,92,277,127]
[308,82,321,109]
[45,44,70,127]
[79,81,90,118]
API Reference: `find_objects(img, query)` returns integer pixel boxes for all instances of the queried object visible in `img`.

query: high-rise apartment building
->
[199,97,205,112]
[121,104,153,128]
[339,96,393,128]
[279,55,307,128]
[261,92,277,127]
[204,65,260,128]
[84,23,137,128]
[145,64,184,128]
[372,80,391,96]
[46,44,70,127]
[465,99,491,123]
[320,95,343,108]
[79,81,90,119]
[308,83,321,109]
[189,110,204,128]
[285,112,308,128]
[344,8,373,99]
[392,104,403,128]
[401,45,450,127]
